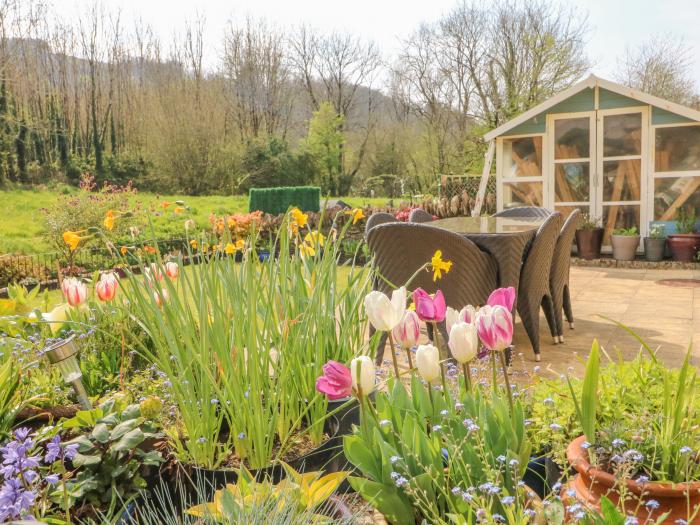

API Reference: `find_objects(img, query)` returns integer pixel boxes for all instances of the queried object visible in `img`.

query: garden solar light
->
[45,335,92,410]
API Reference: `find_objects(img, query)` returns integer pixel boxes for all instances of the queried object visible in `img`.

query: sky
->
[56,0,700,87]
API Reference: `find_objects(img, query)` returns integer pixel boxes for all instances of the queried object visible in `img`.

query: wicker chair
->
[493,206,553,218]
[550,210,582,343]
[367,222,498,364]
[409,208,435,223]
[365,212,397,236]
[516,212,562,360]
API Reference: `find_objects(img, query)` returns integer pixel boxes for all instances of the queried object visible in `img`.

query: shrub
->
[248,186,320,214]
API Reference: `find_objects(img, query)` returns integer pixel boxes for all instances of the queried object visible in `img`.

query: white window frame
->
[496,133,546,211]
[649,121,700,222]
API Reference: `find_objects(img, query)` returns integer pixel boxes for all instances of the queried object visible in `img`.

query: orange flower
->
[62,231,81,252]
[174,206,185,214]
[120,246,128,256]
[103,210,115,231]
[161,201,171,209]
[144,245,157,254]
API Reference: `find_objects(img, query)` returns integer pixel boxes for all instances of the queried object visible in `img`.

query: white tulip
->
[445,306,459,334]
[459,305,477,324]
[416,344,441,383]
[364,286,406,332]
[448,321,479,364]
[350,355,376,396]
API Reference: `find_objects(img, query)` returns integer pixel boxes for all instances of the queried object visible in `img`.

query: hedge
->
[248,186,321,215]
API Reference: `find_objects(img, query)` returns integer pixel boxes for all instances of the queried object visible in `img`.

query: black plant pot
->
[523,452,563,499]
[643,237,666,262]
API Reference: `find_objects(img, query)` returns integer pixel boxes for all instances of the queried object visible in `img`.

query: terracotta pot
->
[667,234,700,262]
[563,436,700,523]
[575,228,604,260]
[611,235,640,261]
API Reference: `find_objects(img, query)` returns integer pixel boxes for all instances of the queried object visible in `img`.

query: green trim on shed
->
[503,88,595,137]
[598,88,641,109]
[651,107,697,125]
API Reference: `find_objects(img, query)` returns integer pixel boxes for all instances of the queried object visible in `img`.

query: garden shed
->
[476,74,700,247]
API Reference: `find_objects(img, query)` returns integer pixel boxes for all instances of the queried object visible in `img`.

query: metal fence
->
[0,237,188,290]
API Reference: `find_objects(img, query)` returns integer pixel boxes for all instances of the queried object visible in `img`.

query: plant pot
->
[563,436,700,523]
[523,452,563,499]
[611,235,640,261]
[326,397,360,436]
[643,237,666,262]
[575,228,604,260]
[667,233,700,262]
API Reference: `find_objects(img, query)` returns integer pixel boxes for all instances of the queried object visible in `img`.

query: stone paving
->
[511,266,700,376]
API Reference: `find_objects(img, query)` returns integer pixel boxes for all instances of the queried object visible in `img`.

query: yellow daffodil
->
[62,231,82,252]
[212,244,221,253]
[347,208,365,225]
[202,243,210,253]
[120,246,128,256]
[235,239,245,251]
[299,242,316,258]
[103,210,115,231]
[431,250,453,281]
[189,239,199,249]
[224,243,235,254]
[303,231,325,248]
[290,207,309,231]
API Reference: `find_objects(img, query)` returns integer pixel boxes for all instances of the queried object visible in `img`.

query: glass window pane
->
[602,205,640,245]
[503,181,543,207]
[655,126,700,172]
[502,136,542,178]
[603,113,641,157]
[554,118,590,159]
[602,160,641,202]
[555,205,590,220]
[653,176,700,221]
[554,162,589,202]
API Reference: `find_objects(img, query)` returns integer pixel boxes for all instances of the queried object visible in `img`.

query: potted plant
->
[667,207,700,262]
[561,336,700,523]
[610,226,640,261]
[574,214,604,260]
[643,224,666,262]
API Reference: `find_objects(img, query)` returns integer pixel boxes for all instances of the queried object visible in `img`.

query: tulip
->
[449,321,479,364]
[95,272,119,302]
[364,287,406,332]
[416,344,441,383]
[165,261,179,279]
[459,305,477,324]
[412,288,446,323]
[392,310,420,349]
[145,263,164,284]
[486,287,516,311]
[476,305,514,352]
[154,287,169,308]
[61,277,88,307]
[445,306,459,334]
[316,360,352,400]
[350,356,375,397]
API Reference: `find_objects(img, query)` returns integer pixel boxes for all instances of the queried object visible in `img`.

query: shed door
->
[595,108,648,246]
[548,112,596,220]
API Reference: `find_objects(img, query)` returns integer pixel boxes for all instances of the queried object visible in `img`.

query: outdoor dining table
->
[429,216,545,296]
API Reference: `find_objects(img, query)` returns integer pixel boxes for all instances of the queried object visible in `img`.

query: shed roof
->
[484,74,700,142]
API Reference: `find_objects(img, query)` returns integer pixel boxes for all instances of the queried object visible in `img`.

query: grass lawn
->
[1,189,391,255]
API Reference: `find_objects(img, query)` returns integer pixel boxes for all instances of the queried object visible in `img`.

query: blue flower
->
[680,446,693,455]
[238,432,246,440]
[611,438,626,447]
[501,496,515,505]
[0,478,36,521]
[645,499,660,510]
[45,474,60,485]
[390,455,402,464]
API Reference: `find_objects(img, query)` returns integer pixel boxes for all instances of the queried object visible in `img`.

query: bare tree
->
[222,17,294,140]
[616,35,698,106]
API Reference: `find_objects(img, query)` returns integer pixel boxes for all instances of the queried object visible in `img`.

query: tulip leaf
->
[348,476,414,525]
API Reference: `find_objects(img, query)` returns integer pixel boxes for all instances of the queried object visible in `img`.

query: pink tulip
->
[154,287,169,308]
[165,261,179,279]
[61,277,88,307]
[315,360,352,400]
[145,263,164,284]
[412,288,446,323]
[486,287,516,311]
[95,272,119,302]
[392,310,421,349]
[476,305,514,352]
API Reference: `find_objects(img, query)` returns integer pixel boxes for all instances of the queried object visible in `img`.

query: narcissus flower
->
[103,210,115,231]
[184,219,196,231]
[347,208,365,225]
[430,250,452,281]
[62,231,82,252]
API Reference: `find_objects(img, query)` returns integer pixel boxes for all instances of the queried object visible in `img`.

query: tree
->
[300,102,344,195]
[616,35,698,107]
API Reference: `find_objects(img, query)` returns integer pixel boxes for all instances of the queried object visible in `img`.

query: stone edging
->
[571,257,700,270]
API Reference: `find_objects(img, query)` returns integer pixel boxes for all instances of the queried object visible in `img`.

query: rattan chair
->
[493,206,553,218]
[409,208,435,223]
[516,212,562,360]
[550,209,581,343]
[365,212,397,236]
[367,222,498,364]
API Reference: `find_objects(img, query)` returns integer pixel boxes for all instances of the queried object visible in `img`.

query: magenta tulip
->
[476,304,514,352]
[412,288,446,323]
[486,287,516,311]
[315,360,353,400]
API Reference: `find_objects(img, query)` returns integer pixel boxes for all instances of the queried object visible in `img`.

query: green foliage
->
[239,136,318,193]
[301,102,346,196]
[248,186,321,214]
[62,397,164,507]
[0,359,25,438]
[648,224,666,239]
[611,226,638,236]
[675,207,697,234]
[578,214,602,231]
[344,377,535,525]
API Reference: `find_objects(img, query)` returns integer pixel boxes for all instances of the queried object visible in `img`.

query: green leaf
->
[62,408,104,429]
[91,423,110,444]
[68,435,95,453]
[72,453,102,467]
[137,450,164,466]
[109,418,140,441]
[343,434,380,480]
[110,428,145,453]
[348,476,414,525]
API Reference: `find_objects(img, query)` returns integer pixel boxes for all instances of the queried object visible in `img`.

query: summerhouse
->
[473,74,700,246]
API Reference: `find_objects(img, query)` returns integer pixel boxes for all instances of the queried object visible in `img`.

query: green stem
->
[498,349,514,414]
[387,331,401,378]
[462,362,472,394]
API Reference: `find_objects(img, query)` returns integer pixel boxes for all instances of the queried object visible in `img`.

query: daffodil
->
[174,206,185,214]
[290,207,309,234]
[347,208,365,225]
[62,231,82,252]
[303,231,325,248]
[235,239,245,250]
[189,239,199,249]
[224,242,235,254]
[299,242,316,257]
[431,250,453,281]
[103,210,115,231]
[120,246,128,255]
